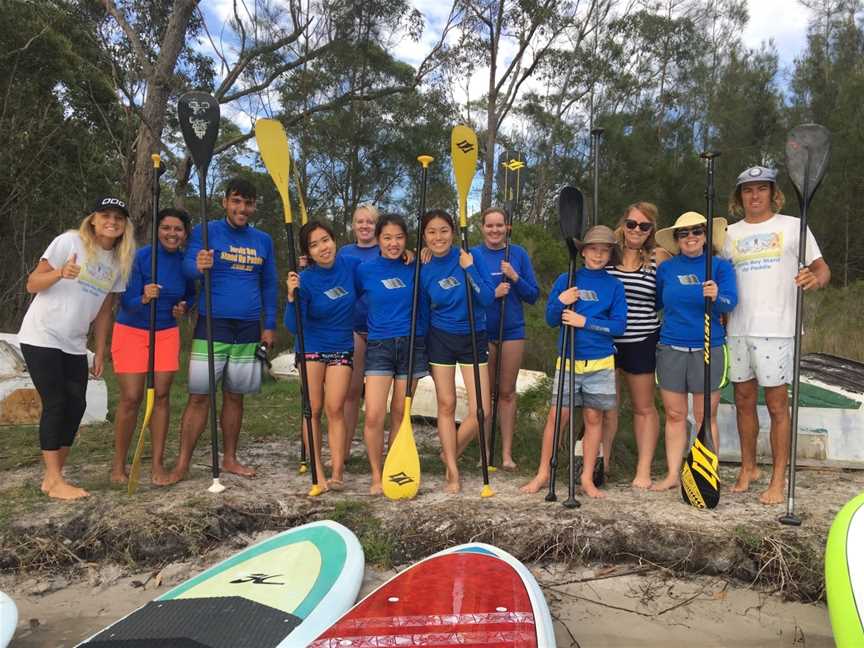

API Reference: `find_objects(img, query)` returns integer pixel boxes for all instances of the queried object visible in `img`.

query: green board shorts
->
[656,343,728,394]
[188,318,262,395]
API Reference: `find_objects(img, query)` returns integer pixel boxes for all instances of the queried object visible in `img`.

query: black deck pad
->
[80,597,301,647]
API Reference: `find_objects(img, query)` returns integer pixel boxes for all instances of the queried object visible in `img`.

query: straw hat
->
[655,211,727,255]
[577,225,621,265]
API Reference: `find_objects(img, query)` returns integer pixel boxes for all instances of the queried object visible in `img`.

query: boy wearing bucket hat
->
[723,165,830,505]
[521,225,627,498]
[652,212,737,492]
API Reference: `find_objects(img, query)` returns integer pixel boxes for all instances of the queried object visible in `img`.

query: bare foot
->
[649,476,679,492]
[501,459,517,470]
[520,474,549,494]
[759,482,785,505]
[42,478,90,500]
[328,478,345,492]
[631,475,652,490]
[110,469,128,485]
[729,467,761,493]
[581,477,606,499]
[151,468,176,487]
[444,466,461,494]
[369,482,383,496]
[222,459,256,478]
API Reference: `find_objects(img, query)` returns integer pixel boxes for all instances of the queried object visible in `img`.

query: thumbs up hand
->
[60,253,81,280]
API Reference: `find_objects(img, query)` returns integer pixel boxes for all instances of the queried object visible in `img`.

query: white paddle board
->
[826,491,864,647]
[0,592,16,648]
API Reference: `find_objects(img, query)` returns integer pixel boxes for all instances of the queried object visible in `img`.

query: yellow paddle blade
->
[382,398,421,500]
[680,437,720,509]
[289,149,309,225]
[254,118,293,225]
[451,125,479,228]
[127,388,155,495]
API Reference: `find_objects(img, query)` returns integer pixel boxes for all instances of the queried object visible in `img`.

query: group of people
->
[18,165,829,504]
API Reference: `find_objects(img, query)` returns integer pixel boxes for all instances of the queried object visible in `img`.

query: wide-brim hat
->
[655,211,727,255]
[576,225,621,265]
[92,196,130,219]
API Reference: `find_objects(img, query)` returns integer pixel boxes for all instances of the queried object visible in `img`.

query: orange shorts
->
[111,322,181,374]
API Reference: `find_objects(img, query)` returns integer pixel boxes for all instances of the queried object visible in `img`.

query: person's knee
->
[664,404,687,423]
[765,397,789,420]
[733,384,758,410]
[118,390,143,409]
[631,401,657,418]
[324,400,344,420]
[583,408,603,426]
[153,390,170,406]
[437,397,456,418]
[364,407,386,429]
[499,388,516,405]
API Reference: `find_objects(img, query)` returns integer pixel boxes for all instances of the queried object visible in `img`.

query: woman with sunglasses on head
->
[109,208,196,486]
[603,203,670,488]
[419,209,495,494]
[285,220,361,492]
[651,212,737,492]
[470,206,539,470]
[355,214,429,495]
[18,197,136,500]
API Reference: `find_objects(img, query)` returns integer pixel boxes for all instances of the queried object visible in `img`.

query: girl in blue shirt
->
[285,221,360,491]
[109,209,195,486]
[419,209,495,494]
[355,214,429,495]
[471,206,539,470]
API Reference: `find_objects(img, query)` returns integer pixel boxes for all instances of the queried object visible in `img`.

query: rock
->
[22,576,67,595]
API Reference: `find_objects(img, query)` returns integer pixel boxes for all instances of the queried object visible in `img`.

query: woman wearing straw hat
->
[651,212,737,492]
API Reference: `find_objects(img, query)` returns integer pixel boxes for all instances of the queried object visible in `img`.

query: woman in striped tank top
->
[603,203,670,488]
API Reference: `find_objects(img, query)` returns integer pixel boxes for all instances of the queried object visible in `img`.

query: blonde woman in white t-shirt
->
[18,198,135,500]
[723,167,830,505]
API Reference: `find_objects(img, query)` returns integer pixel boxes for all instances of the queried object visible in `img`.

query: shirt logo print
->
[381,277,406,289]
[324,286,349,300]
[578,289,599,301]
[438,276,461,290]
[677,274,700,285]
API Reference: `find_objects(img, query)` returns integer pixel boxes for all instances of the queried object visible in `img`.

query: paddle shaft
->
[783,157,811,523]
[146,159,161,394]
[545,256,576,502]
[591,128,604,226]
[700,152,719,451]
[405,160,432,401]
[198,172,221,481]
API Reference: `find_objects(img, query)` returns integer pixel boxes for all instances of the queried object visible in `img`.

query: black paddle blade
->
[681,437,720,509]
[178,92,220,174]
[558,186,587,257]
[785,124,831,204]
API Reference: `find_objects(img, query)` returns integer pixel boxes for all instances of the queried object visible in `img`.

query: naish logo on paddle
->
[381,277,407,290]
[229,573,285,585]
[438,276,461,290]
[455,139,474,154]
[324,286,349,300]
[578,289,599,301]
[388,471,414,486]
[677,274,700,285]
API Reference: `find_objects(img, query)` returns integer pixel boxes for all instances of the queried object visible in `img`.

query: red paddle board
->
[311,543,554,647]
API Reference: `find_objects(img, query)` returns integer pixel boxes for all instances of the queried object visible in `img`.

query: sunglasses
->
[625,219,653,232]
[674,226,706,239]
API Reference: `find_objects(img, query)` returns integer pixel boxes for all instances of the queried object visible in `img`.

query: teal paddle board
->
[0,592,16,648]
[826,491,864,647]
[77,519,364,647]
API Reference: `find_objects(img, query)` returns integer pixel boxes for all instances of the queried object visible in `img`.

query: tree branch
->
[101,0,155,78]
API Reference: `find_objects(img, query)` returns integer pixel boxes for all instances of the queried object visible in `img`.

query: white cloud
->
[742,0,811,68]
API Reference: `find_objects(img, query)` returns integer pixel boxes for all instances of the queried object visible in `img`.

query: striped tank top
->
[606,259,660,344]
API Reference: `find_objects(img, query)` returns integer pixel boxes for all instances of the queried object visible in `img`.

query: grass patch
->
[330,500,395,567]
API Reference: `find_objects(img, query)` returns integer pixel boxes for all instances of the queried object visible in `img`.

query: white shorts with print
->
[727,336,793,387]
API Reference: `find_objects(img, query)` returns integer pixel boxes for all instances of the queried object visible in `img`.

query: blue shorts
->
[427,326,489,367]
[488,326,525,343]
[365,336,429,379]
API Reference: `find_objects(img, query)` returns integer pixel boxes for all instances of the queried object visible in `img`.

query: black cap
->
[93,196,130,218]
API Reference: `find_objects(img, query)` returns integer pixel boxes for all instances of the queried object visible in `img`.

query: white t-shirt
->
[18,231,127,355]
[722,213,822,338]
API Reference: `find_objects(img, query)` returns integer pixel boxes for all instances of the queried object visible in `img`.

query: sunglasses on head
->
[674,226,705,239]
[624,219,653,232]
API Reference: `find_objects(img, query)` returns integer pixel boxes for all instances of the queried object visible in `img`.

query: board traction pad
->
[82,597,300,647]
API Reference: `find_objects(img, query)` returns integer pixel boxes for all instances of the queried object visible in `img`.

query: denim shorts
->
[365,336,429,379]
[427,326,489,366]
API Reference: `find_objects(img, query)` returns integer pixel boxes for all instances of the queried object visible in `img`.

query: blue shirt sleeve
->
[546,273,567,327]
[655,263,667,312]
[183,227,204,280]
[261,234,278,330]
[512,247,539,304]
[713,257,738,314]
[120,253,147,315]
[466,258,495,308]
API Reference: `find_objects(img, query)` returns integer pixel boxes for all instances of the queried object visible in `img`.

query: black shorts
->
[614,330,660,375]
[427,326,488,367]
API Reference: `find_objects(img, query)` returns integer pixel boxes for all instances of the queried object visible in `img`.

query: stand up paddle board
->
[312,542,555,647]
[78,519,364,647]
[826,491,864,648]
[0,592,16,648]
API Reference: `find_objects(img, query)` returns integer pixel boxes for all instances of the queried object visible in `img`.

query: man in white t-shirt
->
[722,166,831,504]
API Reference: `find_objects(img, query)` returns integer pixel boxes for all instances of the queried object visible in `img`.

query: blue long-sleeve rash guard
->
[355,255,428,341]
[419,247,495,335]
[338,243,380,333]
[117,244,197,330]
[284,255,361,353]
[546,266,628,360]
[655,252,737,348]
[183,218,278,329]
[470,243,539,340]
